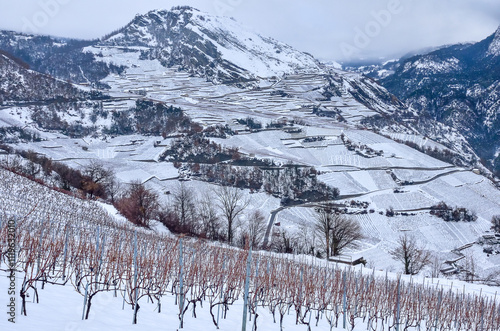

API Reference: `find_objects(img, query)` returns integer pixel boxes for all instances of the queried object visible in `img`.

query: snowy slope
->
[93,6,322,85]
[1,164,499,331]
[0,53,91,104]
[1,265,498,331]
[487,25,500,57]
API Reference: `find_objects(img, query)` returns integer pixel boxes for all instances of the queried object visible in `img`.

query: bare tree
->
[461,252,477,283]
[390,234,432,275]
[297,223,317,256]
[106,176,122,203]
[83,160,114,185]
[315,208,332,260]
[269,227,294,254]
[245,210,267,249]
[82,160,115,198]
[115,181,159,227]
[314,208,363,259]
[172,182,197,233]
[429,255,443,278]
[491,215,500,233]
[23,151,41,177]
[198,192,224,241]
[0,154,23,172]
[214,185,249,244]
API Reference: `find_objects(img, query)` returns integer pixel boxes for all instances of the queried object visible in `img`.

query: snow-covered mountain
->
[0,6,483,167]
[0,7,403,118]
[0,7,323,87]
[356,25,500,176]
[2,9,500,330]
[487,26,500,57]
[0,51,98,104]
[94,6,322,85]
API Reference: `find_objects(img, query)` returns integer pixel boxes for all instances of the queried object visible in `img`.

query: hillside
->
[1,6,500,330]
[1,166,499,330]
[0,31,124,88]
[0,7,419,142]
[0,5,497,273]
[0,52,95,105]
[358,26,500,175]
[97,6,322,85]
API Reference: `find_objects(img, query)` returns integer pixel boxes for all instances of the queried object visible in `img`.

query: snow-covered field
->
[0,270,349,331]
[9,118,500,279]
[2,109,500,330]
[2,6,500,329]
[2,265,499,331]
[1,167,499,330]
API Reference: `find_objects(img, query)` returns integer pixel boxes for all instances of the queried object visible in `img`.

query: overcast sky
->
[0,0,499,63]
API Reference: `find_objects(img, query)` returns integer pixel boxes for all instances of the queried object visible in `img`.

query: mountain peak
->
[170,5,197,11]
[143,6,199,19]
[97,7,322,85]
[486,25,500,57]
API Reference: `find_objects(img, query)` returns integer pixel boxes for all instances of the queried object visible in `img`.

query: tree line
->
[115,180,267,249]
[0,148,119,201]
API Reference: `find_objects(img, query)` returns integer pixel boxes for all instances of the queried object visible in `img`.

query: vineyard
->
[1,167,500,330]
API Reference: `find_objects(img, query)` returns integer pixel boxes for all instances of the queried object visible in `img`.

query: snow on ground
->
[17,124,500,279]
[3,38,500,291]
[0,269,341,331]
[2,262,499,331]
[2,126,500,329]
[207,129,500,277]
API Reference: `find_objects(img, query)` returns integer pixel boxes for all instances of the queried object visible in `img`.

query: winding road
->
[261,167,476,248]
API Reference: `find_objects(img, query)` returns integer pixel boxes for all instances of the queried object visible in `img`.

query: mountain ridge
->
[353,25,500,175]
[0,6,486,172]
[95,6,323,85]
[0,52,95,104]
[487,25,500,57]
